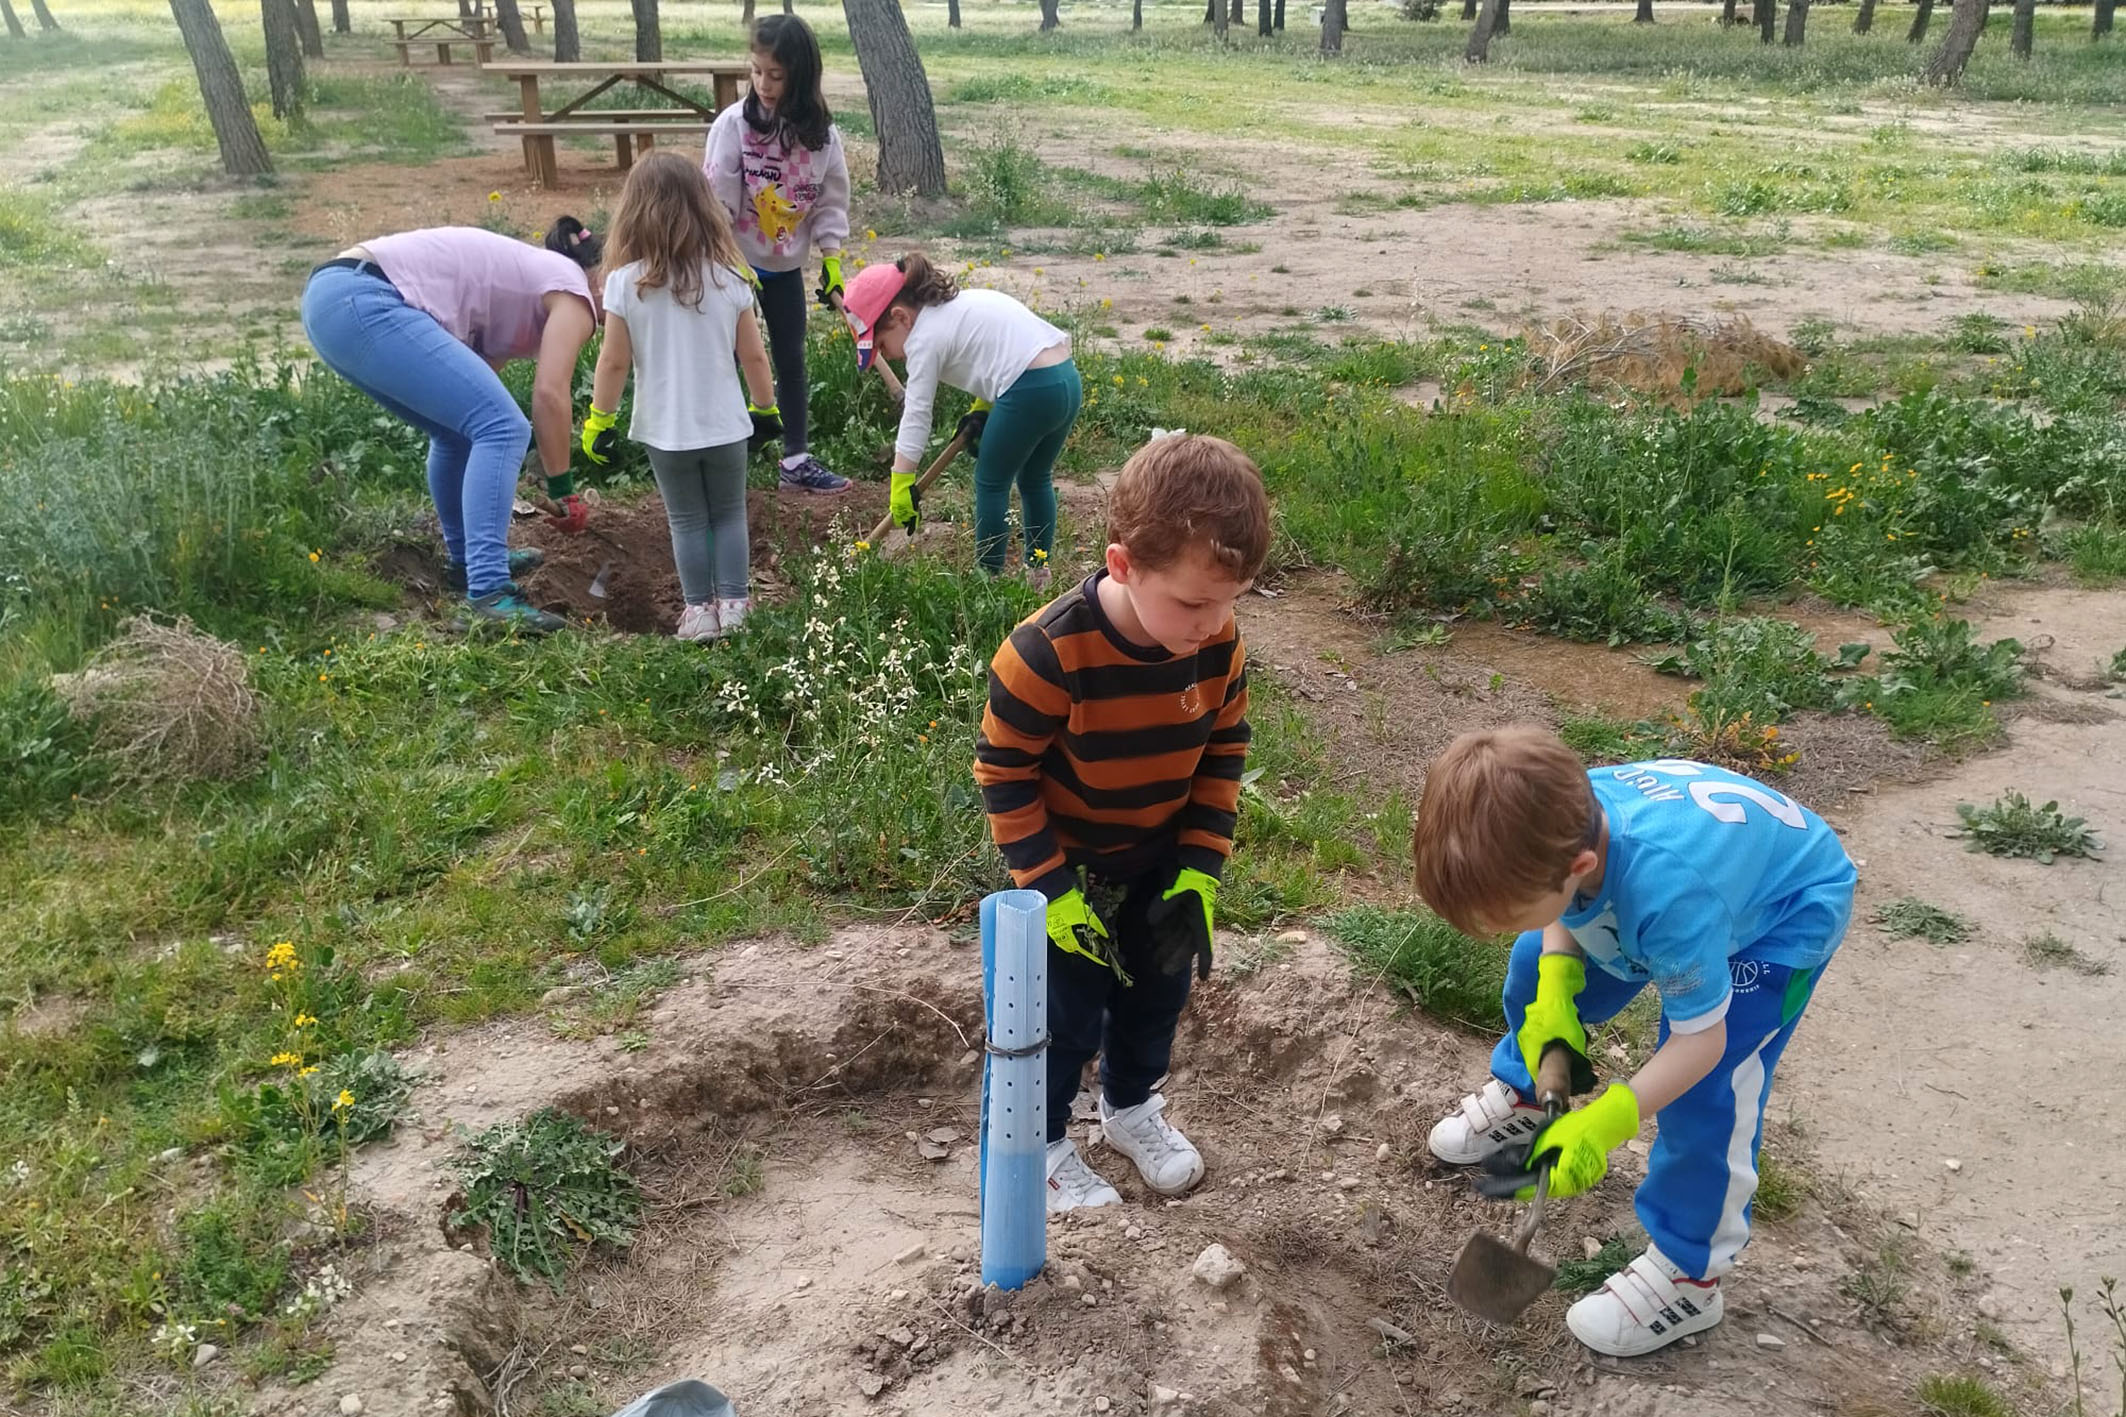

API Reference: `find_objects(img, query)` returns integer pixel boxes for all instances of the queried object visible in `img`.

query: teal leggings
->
[973,360,1082,575]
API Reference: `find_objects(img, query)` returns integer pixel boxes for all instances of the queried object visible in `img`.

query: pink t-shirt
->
[364,227,594,363]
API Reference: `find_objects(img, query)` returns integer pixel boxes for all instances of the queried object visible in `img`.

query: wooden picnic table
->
[385,14,494,65]
[483,60,749,189]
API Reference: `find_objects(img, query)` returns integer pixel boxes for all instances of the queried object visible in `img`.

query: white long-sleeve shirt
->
[702,104,850,274]
[895,290,1069,464]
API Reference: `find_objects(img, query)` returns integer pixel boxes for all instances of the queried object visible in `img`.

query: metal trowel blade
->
[1445,1228,1556,1326]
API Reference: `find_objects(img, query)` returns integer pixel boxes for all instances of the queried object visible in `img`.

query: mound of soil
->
[260,929,2028,1417]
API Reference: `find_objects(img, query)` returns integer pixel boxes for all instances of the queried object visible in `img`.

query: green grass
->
[1555,1235,1636,1297]
[2023,931,2112,977]
[1753,1145,1804,1222]
[1915,1373,2013,1417]
[1873,897,1973,946]
[1328,906,1507,1030]
[1952,793,2103,864]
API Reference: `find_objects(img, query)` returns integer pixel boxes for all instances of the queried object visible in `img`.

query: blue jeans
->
[1488,929,1834,1279]
[300,263,530,595]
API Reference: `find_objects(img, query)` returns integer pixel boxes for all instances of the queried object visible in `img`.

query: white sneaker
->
[1428,1079,1547,1166]
[1046,1138,1121,1214]
[715,597,751,636]
[1098,1093,1205,1196]
[675,602,720,642]
[1566,1246,1724,1358]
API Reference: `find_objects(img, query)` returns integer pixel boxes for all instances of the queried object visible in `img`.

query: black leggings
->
[756,269,808,458]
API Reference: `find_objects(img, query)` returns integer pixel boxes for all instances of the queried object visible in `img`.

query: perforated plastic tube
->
[978,888,1049,1290]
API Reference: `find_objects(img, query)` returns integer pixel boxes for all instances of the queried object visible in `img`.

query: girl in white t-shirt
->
[581,153,781,642]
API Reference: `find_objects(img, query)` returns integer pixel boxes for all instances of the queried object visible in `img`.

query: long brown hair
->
[606,152,747,311]
[887,251,958,316]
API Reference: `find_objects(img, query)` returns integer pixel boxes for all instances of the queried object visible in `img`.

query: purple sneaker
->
[779,454,851,494]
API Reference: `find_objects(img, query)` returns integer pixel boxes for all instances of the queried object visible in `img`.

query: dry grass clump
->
[50,614,262,785]
[1526,313,1807,399]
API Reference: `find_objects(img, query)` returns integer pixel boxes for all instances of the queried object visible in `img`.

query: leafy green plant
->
[1649,618,1865,725]
[1558,714,1669,764]
[452,1109,640,1288]
[1329,907,1506,1030]
[1520,546,1692,647]
[1952,793,2102,864]
[2023,932,2111,977]
[1872,897,1972,945]
[311,1050,416,1146]
[1855,618,2023,747]
[1754,1147,1804,1222]
[1554,1235,1636,1297]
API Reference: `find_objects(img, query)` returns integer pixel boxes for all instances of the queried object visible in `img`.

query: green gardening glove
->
[1517,952,1597,1095]
[889,470,921,534]
[1047,888,1110,962]
[1478,1083,1640,1202]
[1147,865,1216,980]
[579,405,618,465]
[816,253,846,310]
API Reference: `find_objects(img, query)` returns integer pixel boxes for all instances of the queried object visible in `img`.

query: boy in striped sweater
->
[973,434,1272,1213]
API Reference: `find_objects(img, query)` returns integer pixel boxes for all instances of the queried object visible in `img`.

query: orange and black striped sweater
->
[973,572,1250,898]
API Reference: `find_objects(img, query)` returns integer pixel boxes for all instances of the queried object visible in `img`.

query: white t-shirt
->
[894,288,1068,465]
[601,260,755,452]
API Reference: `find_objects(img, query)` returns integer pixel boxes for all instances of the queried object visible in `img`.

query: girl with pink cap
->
[842,253,1081,581]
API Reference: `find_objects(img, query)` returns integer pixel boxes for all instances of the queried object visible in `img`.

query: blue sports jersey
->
[1560,760,1855,1032]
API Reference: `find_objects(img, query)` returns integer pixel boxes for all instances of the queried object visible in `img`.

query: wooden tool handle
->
[867,431,970,546]
[1535,1042,1576,1116]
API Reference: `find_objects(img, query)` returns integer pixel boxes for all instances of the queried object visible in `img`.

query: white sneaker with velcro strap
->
[1566,1246,1725,1357]
[1428,1078,1549,1166]
[1045,1138,1122,1214]
[1099,1093,1206,1195]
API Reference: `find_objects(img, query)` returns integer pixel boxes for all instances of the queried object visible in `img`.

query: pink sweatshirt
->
[364,227,594,363]
[702,104,851,274]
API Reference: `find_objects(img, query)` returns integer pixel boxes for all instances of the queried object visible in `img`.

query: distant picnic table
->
[385,14,495,65]
[482,60,749,190]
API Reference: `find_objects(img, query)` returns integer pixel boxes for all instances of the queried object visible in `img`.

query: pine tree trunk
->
[629,0,659,58]
[1720,0,1738,24]
[293,0,323,56]
[2093,0,2115,38]
[1039,0,1059,25]
[841,0,945,194]
[948,0,960,26]
[1852,0,1875,32]
[1320,0,1345,49]
[1212,0,1227,35]
[1258,0,1271,33]
[1921,0,1989,75]
[1462,0,1476,16]
[1493,0,1509,37]
[29,0,58,29]
[1635,0,1654,21]
[1783,0,1808,42]
[2009,0,2033,52]
[328,0,348,32]
[1906,0,1935,41]
[1204,0,1216,21]
[0,0,26,35]
[1752,0,1774,40]
[495,0,532,51]
[1230,0,1244,24]
[551,0,579,59]
[1133,0,1143,29]
[783,0,792,13]
[1465,0,1501,57]
[1274,0,1285,26]
[742,0,755,21]
[261,0,304,118]
[171,0,271,173]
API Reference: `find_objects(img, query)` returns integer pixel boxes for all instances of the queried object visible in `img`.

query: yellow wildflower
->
[270,1051,303,1067]
[335,1090,356,1111]
[294,1013,317,1028]
[489,191,501,202]
[265,941,298,972]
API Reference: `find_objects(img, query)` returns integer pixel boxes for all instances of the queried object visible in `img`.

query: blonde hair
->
[1411,726,1599,936]
[606,152,747,311]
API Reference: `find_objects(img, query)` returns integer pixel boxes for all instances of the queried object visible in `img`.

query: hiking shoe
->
[676,602,720,643]
[715,597,752,635]
[463,582,565,634]
[778,454,850,494]
[444,548,544,593]
[1099,1093,1204,1196]
[1566,1246,1724,1357]
[1428,1079,1547,1167]
[1046,1138,1122,1214]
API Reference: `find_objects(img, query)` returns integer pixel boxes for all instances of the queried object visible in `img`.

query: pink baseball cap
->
[841,260,906,370]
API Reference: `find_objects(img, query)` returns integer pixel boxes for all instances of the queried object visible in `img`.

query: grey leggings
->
[756,269,808,457]
[646,439,750,603]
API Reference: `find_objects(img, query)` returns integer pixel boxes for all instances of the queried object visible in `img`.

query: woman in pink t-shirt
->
[299,221,600,633]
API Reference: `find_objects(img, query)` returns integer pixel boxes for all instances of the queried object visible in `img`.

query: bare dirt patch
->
[274,928,2034,1417]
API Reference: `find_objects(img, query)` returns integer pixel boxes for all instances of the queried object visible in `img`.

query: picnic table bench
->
[482,60,749,189]
[386,14,494,65]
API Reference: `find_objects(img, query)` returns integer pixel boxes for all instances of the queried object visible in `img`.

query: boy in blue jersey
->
[1411,726,1855,1358]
